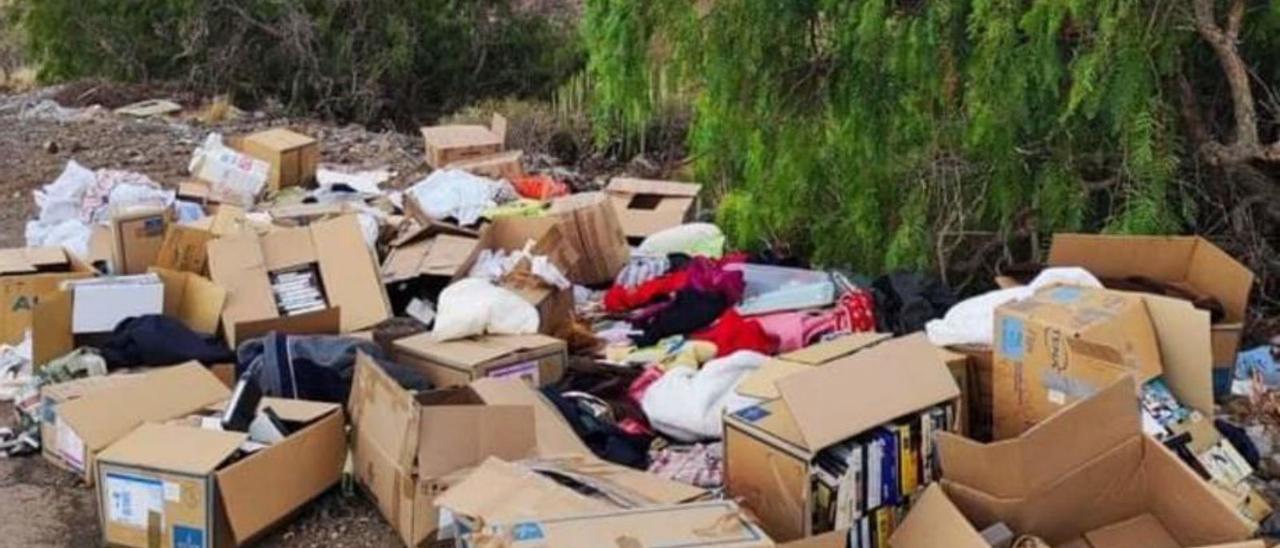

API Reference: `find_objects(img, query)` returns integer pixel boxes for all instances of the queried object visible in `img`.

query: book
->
[866,435,883,510]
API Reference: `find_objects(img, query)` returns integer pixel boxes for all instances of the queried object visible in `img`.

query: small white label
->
[55,418,85,472]
[163,481,181,503]
[104,474,164,529]
[1047,389,1066,405]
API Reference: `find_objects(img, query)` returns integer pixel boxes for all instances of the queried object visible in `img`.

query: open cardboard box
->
[110,204,171,275]
[348,353,705,547]
[40,373,145,475]
[454,216,577,336]
[992,288,1215,439]
[604,177,702,243]
[545,192,631,286]
[95,397,344,547]
[1010,234,1254,389]
[883,376,1259,548]
[47,363,230,485]
[439,458,772,548]
[723,334,960,542]
[421,114,507,169]
[31,267,227,368]
[381,221,479,286]
[207,214,389,346]
[392,333,568,389]
[0,246,96,346]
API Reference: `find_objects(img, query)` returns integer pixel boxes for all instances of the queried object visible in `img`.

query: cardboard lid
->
[98,422,244,475]
[245,128,316,151]
[58,363,231,452]
[1141,294,1214,416]
[937,376,1139,499]
[774,333,959,450]
[395,334,564,370]
[605,178,702,197]
[420,125,503,148]
[0,246,69,274]
[434,458,614,524]
[889,484,989,548]
[310,215,391,332]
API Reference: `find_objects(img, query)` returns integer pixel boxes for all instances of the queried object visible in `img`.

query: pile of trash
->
[1,102,1277,548]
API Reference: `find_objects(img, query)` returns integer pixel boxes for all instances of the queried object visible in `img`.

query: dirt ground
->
[0,86,429,547]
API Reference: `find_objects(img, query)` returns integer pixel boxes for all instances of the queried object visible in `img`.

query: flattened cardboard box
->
[40,374,144,475]
[110,205,170,275]
[723,334,959,542]
[240,128,319,192]
[348,355,702,547]
[604,177,701,242]
[1046,234,1253,377]
[393,333,568,389]
[890,376,1256,548]
[51,363,229,485]
[442,459,767,548]
[95,398,345,547]
[421,114,507,168]
[0,247,96,346]
[207,214,389,346]
[992,288,1214,439]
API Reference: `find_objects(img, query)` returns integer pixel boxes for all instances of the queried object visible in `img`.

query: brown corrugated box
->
[421,114,507,169]
[381,221,479,285]
[992,288,1214,438]
[40,374,145,475]
[440,459,769,548]
[0,247,96,346]
[604,177,701,242]
[723,334,960,542]
[155,223,216,274]
[455,216,577,336]
[240,128,319,191]
[110,205,170,275]
[545,192,630,286]
[1044,234,1253,377]
[445,149,525,180]
[95,398,345,547]
[50,363,230,485]
[393,333,567,389]
[348,354,704,546]
[206,214,389,346]
[884,376,1257,548]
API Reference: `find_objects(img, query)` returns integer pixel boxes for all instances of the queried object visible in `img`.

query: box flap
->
[471,377,593,457]
[1085,514,1180,548]
[1141,294,1214,416]
[311,215,390,332]
[31,288,73,367]
[207,397,339,424]
[778,332,891,365]
[775,333,959,450]
[889,484,989,548]
[937,376,1138,498]
[418,404,536,478]
[528,455,707,505]
[382,234,477,283]
[98,422,244,475]
[606,178,701,198]
[234,307,341,345]
[1048,234,1196,281]
[476,501,771,548]
[151,267,227,335]
[736,359,812,400]
[0,247,68,274]
[261,226,318,270]
[207,233,277,344]
[435,458,613,524]
[58,362,231,452]
[350,353,419,470]
[396,334,562,369]
[1186,238,1254,324]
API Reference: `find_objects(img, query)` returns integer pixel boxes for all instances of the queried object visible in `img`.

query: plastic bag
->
[405,169,504,226]
[432,278,539,342]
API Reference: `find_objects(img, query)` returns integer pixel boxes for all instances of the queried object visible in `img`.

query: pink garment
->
[755,288,876,352]
[685,257,746,304]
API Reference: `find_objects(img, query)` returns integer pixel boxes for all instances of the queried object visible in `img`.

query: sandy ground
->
[0,87,430,547]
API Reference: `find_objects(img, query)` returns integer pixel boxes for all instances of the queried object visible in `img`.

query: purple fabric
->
[686,257,745,304]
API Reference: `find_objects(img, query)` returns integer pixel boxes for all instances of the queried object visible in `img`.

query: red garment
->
[604,270,690,312]
[832,288,877,332]
[693,309,777,357]
[511,174,569,200]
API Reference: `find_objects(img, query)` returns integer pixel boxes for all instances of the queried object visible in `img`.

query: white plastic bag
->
[925,267,1102,346]
[33,161,95,224]
[640,351,767,442]
[405,169,503,226]
[432,278,539,342]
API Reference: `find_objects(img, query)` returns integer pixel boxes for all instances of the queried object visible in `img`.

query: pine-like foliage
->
[583,0,1219,275]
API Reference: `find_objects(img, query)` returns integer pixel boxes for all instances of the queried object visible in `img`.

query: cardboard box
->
[445,149,524,180]
[0,247,96,345]
[888,377,1257,547]
[736,333,892,400]
[992,287,1209,438]
[240,128,319,191]
[947,344,994,441]
[110,205,170,275]
[1045,234,1254,384]
[348,354,703,546]
[207,214,389,346]
[441,459,769,548]
[723,334,960,542]
[49,363,230,484]
[177,180,212,205]
[393,333,568,389]
[66,275,166,334]
[456,217,577,336]
[605,177,701,242]
[545,192,630,286]
[381,229,479,285]
[95,398,345,547]
[40,374,145,474]
[421,114,507,168]
[150,267,228,335]
[155,223,216,274]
